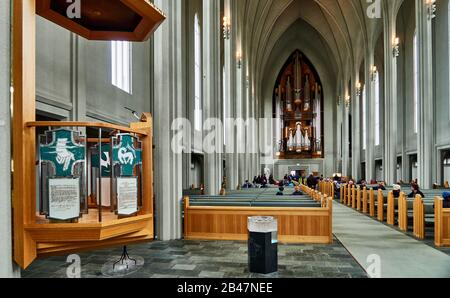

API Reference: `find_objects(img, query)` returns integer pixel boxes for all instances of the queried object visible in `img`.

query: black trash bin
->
[248,216,278,274]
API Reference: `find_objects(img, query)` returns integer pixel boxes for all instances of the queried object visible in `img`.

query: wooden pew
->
[183,195,334,244]
[397,191,442,234]
[435,197,450,247]
[387,191,406,226]
[377,189,385,222]
[412,193,444,240]
[369,188,376,217]
[356,186,361,211]
[351,186,356,209]
[362,187,368,214]
[347,184,351,207]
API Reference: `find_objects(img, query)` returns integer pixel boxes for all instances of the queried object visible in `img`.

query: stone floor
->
[21,239,367,278]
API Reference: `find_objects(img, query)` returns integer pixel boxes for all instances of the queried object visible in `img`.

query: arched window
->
[194,13,202,132]
[374,72,380,146]
[362,84,367,150]
[413,32,419,134]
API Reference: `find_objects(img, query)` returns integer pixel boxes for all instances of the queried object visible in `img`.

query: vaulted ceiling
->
[236,0,405,103]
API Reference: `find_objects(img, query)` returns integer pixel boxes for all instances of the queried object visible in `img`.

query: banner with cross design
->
[112,134,142,177]
[40,129,85,177]
[91,144,112,177]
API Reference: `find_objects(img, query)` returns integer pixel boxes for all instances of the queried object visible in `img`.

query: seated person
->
[373,182,386,191]
[276,187,284,196]
[292,186,304,196]
[307,174,316,189]
[443,192,450,208]
[242,180,253,189]
[408,183,425,198]
[393,184,401,198]
[444,181,449,189]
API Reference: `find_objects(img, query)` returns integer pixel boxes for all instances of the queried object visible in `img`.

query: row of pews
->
[182,186,334,244]
[326,181,450,247]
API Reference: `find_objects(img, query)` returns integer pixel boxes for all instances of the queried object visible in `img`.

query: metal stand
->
[113,246,137,270]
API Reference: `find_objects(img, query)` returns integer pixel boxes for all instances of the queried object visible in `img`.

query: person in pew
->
[242,180,253,189]
[307,174,317,189]
[356,179,367,187]
[407,183,425,198]
[443,192,450,208]
[292,186,304,196]
[373,182,386,191]
[444,181,449,189]
[393,184,401,198]
[276,186,285,196]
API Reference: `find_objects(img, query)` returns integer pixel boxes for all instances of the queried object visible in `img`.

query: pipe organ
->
[273,50,324,159]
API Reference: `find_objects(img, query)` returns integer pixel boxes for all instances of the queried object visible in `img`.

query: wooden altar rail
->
[183,196,333,244]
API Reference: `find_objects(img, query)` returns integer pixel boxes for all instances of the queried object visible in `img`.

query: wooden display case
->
[12,1,163,269]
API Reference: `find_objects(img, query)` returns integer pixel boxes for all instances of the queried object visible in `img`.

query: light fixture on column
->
[371,66,378,82]
[393,37,400,57]
[427,0,437,20]
[223,16,230,40]
[356,82,362,97]
[345,95,351,109]
[337,95,342,107]
[237,51,242,69]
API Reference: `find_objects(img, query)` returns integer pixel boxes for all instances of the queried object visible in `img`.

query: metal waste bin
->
[248,216,278,274]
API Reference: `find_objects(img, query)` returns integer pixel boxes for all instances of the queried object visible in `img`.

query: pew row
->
[183,196,333,244]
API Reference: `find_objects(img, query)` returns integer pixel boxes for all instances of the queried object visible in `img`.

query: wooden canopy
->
[36,0,166,41]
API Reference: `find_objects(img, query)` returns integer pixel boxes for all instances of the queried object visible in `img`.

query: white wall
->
[36,16,152,125]
[0,0,20,277]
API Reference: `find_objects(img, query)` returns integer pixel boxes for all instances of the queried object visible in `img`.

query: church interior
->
[1,0,450,280]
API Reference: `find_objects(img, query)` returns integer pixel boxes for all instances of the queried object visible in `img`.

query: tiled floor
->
[21,239,367,278]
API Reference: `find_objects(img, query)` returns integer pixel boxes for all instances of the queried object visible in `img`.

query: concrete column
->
[366,51,376,181]
[416,0,434,188]
[223,0,238,190]
[342,85,349,177]
[236,61,245,186]
[153,0,186,240]
[71,35,86,122]
[383,8,398,185]
[203,0,223,195]
[351,73,361,180]
[0,0,20,277]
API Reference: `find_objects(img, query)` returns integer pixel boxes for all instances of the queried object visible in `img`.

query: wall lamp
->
[371,66,378,82]
[427,0,437,20]
[237,51,242,69]
[345,95,351,109]
[223,16,230,40]
[393,37,400,58]
[356,82,362,97]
